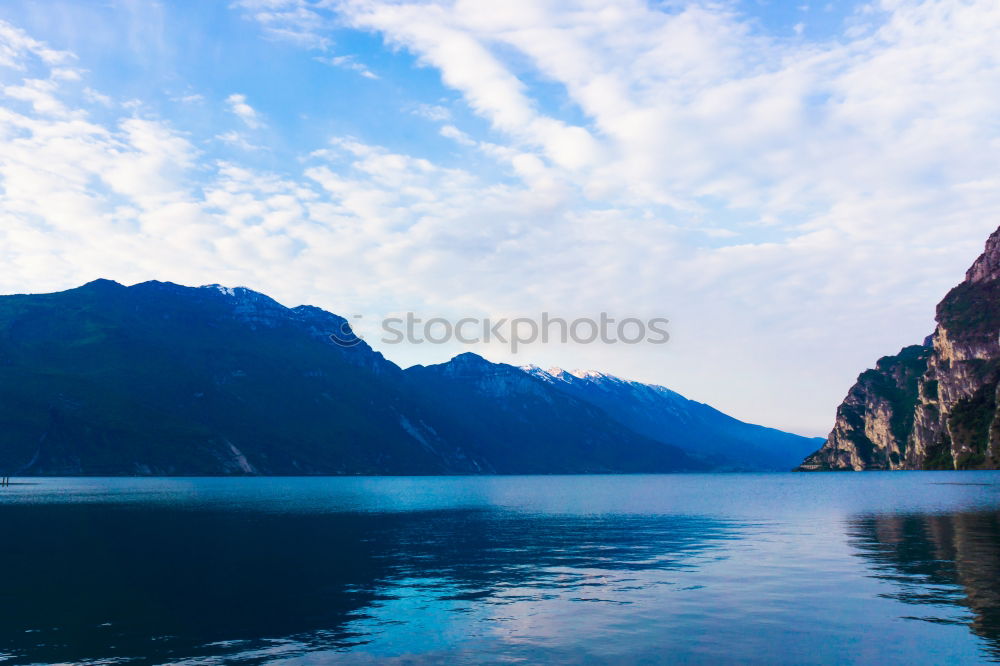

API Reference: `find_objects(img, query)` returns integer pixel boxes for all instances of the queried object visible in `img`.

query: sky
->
[0,0,998,436]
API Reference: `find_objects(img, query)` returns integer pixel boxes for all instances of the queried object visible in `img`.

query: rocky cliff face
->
[799,227,1000,470]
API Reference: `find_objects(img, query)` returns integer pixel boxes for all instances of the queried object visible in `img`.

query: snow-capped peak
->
[519,365,572,382]
[201,284,238,297]
[568,369,610,380]
[520,365,622,385]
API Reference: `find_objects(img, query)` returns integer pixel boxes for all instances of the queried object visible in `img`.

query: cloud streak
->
[315,54,379,79]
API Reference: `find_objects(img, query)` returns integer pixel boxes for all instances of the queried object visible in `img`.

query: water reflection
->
[0,503,738,664]
[849,511,1000,660]
[6,475,1000,664]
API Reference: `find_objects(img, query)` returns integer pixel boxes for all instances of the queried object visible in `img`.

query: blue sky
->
[1,0,999,435]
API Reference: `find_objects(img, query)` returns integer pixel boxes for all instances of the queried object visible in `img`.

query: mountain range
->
[798,224,1000,470]
[0,279,818,475]
[523,366,819,471]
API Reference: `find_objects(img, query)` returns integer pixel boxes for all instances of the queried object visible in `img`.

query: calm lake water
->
[2,473,1000,664]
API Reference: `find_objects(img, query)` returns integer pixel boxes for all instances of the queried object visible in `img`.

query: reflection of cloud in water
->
[336,514,740,660]
[848,511,1000,661]
[0,505,740,664]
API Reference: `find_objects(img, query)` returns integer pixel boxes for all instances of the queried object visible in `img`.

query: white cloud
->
[323,0,1000,224]
[232,0,333,50]
[410,103,451,122]
[439,124,474,146]
[0,19,74,69]
[173,92,205,104]
[225,93,263,128]
[82,87,113,107]
[216,130,265,151]
[314,54,379,79]
[3,77,77,117]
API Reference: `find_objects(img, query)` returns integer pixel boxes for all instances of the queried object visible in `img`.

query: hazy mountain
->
[523,367,821,471]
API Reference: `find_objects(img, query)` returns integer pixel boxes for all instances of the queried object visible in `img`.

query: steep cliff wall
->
[799,227,1000,470]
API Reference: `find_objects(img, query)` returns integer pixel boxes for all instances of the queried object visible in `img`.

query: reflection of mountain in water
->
[0,504,738,664]
[849,511,1000,659]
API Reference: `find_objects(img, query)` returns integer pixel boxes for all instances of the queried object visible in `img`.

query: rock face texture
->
[799,227,1000,470]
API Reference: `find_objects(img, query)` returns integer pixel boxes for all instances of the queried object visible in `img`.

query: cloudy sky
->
[1,0,998,435]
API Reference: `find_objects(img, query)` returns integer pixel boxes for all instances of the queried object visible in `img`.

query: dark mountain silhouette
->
[0,279,810,475]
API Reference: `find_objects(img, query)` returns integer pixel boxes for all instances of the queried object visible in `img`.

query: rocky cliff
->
[798,227,1000,470]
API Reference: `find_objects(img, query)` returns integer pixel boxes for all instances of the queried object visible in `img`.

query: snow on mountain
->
[521,363,819,471]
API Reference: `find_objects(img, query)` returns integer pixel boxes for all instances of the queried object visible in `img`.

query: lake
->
[1,473,1000,664]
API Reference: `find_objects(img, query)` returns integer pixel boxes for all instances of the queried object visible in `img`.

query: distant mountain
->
[524,367,821,471]
[405,353,704,473]
[0,279,808,476]
[798,225,1000,470]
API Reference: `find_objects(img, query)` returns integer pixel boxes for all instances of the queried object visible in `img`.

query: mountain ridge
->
[0,279,813,475]
[524,365,821,471]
